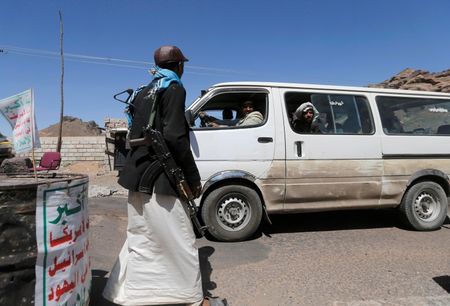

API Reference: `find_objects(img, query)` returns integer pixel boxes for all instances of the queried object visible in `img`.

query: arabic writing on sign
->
[3,95,27,109]
[35,179,91,306]
[49,226,73,248]
[49,203,82,225]
[48,279,76,302]
[0,89,40,153]
[48,255,71,277]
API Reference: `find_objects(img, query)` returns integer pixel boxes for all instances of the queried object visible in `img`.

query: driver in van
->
[198,111,219,127]
[199,107,239,127]
[200,101,263,127]
[292,102,322,133]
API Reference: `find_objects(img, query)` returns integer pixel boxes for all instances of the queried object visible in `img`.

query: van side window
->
[376,96,450,135]
[192,92,268,129]
[284,92,374,134]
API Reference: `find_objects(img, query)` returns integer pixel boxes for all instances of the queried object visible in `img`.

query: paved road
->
[89,197,450,306]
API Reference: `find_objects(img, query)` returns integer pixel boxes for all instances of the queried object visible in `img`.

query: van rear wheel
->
[399,181,448,231]
[201,185,262,242]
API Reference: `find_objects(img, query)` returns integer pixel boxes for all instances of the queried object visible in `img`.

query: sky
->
[1,0,450,136]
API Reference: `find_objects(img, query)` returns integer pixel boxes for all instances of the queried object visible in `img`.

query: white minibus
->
[186,82,450,241]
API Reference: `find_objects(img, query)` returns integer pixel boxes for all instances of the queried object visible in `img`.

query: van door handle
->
[295,141,303,157]
[258,137,273,143]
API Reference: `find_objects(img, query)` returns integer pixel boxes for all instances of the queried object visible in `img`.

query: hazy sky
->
[1,0,450,135]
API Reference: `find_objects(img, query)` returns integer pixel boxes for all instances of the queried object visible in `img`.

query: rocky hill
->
[369,68,450,92]
[39,116,103,137]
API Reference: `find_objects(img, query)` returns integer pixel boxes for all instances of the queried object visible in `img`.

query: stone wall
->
[31,136,109,169]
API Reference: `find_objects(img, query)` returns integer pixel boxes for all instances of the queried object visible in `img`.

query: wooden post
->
[56,10,64,153]
[31,89,37,180]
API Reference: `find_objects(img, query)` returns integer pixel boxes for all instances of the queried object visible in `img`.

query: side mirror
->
[185,110,195,127]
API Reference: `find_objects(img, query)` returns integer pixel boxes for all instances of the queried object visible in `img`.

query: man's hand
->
[199,111,217,126]
[207,121,219,128]
[192,182,202,199]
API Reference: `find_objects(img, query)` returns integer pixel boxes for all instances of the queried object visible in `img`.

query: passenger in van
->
[382,109,404,133]
[292,102,322,133]
[222,108,233,120]
[236,100,264,126]
[343,115,362,133]
[217,107,239,126]
[317,112,333,133]
[360,107,373,134]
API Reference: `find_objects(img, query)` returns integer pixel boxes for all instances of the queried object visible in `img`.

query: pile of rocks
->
[369,68,450,92]
[0,157,33,173]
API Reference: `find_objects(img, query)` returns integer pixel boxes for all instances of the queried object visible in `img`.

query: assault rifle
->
[129,127,208,236]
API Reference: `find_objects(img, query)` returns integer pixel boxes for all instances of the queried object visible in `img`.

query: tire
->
[201,185,263,242]
[399,181,448,231]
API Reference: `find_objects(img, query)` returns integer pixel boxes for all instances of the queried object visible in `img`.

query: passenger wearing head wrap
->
[292,102,322,134]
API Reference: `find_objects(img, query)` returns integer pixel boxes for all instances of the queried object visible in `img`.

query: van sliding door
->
[281,90,382,211]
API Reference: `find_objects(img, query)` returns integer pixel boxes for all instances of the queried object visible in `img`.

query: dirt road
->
[89,197,450,306]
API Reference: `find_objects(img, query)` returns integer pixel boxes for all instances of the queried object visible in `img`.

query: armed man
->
[103,46,226,306]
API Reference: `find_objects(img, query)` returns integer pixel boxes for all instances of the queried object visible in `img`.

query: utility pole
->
[56,10,64,153]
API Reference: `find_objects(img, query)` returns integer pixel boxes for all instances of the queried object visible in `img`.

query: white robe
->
[103,191,203,306]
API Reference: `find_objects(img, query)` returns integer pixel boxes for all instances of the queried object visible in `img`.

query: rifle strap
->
[148,87,160,129]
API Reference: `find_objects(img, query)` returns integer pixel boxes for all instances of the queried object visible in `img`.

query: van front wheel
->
[399,181,448,231]
[201,185,263,242]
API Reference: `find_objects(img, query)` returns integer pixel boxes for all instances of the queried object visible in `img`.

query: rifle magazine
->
[138,160,164,194]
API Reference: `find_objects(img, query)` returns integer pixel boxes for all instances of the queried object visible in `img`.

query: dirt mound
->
[369,68,450,92]
[39,116,103,137]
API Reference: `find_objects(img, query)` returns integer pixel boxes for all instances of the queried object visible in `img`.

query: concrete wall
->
[31,136,109,168]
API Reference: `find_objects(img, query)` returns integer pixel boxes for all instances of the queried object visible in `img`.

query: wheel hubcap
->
[217,197,250,231]
[414,191,440,222]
